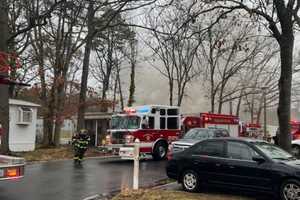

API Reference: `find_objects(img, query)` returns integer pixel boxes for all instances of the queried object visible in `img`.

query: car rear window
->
[184,129,209,140]
[215,130,230,137]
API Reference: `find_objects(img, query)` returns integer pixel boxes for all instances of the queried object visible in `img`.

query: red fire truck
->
[182,113,240,137]
[291,120,300,140]
[104,106,243,160]
[239,123,263,139]
[105,105,181,160]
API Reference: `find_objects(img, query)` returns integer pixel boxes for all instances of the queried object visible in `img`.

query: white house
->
[9,99,40,152]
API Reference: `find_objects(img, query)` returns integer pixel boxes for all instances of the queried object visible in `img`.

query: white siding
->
[9,105,38,152]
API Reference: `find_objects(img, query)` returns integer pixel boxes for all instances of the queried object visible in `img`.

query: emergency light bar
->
[136,106,150,113]
[124,106,151,114]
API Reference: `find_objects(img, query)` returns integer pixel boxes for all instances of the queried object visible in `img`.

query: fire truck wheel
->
[152,141,168,160]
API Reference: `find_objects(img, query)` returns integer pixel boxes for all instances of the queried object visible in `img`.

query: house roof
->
[9,99,40,107]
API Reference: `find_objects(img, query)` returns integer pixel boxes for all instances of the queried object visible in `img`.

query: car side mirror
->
[252,155,265,163]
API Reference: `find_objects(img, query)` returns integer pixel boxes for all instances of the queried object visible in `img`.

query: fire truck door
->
[154,112,160,129]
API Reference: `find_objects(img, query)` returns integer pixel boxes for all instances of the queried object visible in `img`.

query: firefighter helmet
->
[79,129,88,136]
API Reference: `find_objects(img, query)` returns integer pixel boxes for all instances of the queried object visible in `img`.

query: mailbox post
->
[133,139,140,190]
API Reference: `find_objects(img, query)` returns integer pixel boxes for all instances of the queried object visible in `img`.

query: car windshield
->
[253,142,295,160]
[111,116,141,129]
[184,129,209,140]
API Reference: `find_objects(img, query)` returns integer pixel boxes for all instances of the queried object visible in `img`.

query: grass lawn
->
[112,189,253,200]
[12,146,110,162]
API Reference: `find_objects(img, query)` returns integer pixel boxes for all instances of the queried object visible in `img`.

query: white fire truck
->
[105,105,181,160]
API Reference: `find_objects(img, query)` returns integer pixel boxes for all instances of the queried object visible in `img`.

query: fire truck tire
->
[152,141,168,160]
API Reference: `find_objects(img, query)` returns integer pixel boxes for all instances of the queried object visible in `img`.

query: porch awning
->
[84,112,112,120]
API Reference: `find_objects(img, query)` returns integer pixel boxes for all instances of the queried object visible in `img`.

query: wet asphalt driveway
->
[0,158,168,200]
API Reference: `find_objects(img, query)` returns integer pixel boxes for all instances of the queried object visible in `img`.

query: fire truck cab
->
[105,105,181,160]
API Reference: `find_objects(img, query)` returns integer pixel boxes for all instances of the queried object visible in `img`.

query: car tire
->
[181,170,200,192]
[292,145,300,157]
[152,141,168,160]
[280,179,300,200]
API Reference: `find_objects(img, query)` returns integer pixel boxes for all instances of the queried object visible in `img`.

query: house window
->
[18,107,33,124]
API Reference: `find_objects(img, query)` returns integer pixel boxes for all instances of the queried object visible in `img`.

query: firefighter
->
[72,129,90,164]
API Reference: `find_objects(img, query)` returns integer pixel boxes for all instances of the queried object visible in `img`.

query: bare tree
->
[175,0,300,152]
[76,0,160,130]
[196,15,279,114]
[29,0,86,146]
[0,0,64,152]
[126,34,137,107]
[145,4,202,106]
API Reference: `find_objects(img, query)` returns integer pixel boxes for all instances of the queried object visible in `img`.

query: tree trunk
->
[117,65,124,110]
[277,32,293,152]
[256,95,264,124]
[112,76,118,112]
[127,40,136,107]
[250,95,254,123]
[127,61,135,107]
[217,83,225,114]
[53,75,65,146]
[235,91,242,116]
[0,0,10,154]
[53,119,62,146]
[102,34,113,100]
[43,113,53,146]
[169,80,173,106]
[8,67,16,98]
[45,81,57,146]
[77,2,95,131]
[211,90,215,113]
[229,100,233,115]
[256,104,263,125]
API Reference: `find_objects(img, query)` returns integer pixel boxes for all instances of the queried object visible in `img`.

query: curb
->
[153,181,178,189]
[80,181,177,200]
[26,155,121,165]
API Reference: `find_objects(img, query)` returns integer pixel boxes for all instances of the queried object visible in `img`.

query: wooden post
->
[133,138,140,190]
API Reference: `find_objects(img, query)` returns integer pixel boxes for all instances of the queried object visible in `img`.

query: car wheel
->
[280,179,300,200]
[292,145,300,157]
[182,170,199,192]
[152,141,167,160]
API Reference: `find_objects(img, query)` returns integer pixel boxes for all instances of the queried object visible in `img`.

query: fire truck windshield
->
[111,116,141,129]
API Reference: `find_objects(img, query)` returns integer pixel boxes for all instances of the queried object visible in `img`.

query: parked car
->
[292,139,300,156]
[169,128,229,154]
[166,137,300,200]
